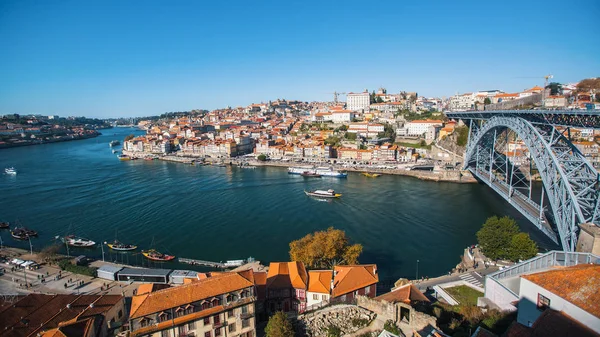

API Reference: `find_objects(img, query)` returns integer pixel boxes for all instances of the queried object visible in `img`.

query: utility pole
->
[416,260,420,281]
[101,242,106,262]
[27,236,33,255]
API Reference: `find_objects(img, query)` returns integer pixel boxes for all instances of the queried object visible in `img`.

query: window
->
[118,310,123,319]
[241,305,248,314]
[214,315,220,324]
[140,319,149,328]
[226,294,233,302]
[186,305,194,315]
[242,319,250,328]
[176,308,185,318]
[537,293,551,311]
[247,330,254,337]
[188,321,196,330]
[227,309,234,318]
[202,302,210,310]
[204,317,210,325]
[205,332,211,337]
[178,325,188,336]
[313,294,318,300]
[215,328,221,337]
[159,312,169,323]
[161,330,170,337]
[321,295,327,301]
[228,323,236,333]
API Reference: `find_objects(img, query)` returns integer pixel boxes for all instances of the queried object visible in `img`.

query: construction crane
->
[325,92,347,104]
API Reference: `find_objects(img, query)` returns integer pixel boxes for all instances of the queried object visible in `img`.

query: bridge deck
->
[446,109,600,129]
[470,168,558,243]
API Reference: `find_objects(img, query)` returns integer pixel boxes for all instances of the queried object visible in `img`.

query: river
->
[0,127,558,288]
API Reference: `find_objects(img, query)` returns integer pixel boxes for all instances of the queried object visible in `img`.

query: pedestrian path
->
[459,271,484,288]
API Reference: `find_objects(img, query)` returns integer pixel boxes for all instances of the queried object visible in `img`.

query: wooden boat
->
[58,235,96,247]
[142,249,175,261]
[107,240,137,251]
[362,172,381,178]
[117,154,131,161]
[11,227,38,240]
[0,221,10,229]
[304,189,342,198]
[301,171,321,178]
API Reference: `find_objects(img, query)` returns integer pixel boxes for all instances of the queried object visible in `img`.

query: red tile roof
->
[129,271,254,319]
[332,265,378,297]
[522,264,600,318]
[374,284,429,304]
[266,261,308,290]
[307,270,333,294]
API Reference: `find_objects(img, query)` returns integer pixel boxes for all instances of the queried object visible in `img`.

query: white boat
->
[314,167,348,178]
[304,189,342,198]
[57,235,96,247]
[4,167,17,175]
[224,259,245,267]
[288,167,315,175]
[109,140,120,147]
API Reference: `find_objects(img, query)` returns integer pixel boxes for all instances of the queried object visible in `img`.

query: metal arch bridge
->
[446,109,600,252]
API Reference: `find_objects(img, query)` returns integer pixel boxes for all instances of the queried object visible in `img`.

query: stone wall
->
[357,296,437,337]
[297,305,376,337]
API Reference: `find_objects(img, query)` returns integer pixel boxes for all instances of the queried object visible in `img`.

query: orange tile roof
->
[374,284,429,304]
[332,265,378,297]
[130,271,254,319]
[266,262,308,290]
[307,270,333,294]
[522,264,600,318]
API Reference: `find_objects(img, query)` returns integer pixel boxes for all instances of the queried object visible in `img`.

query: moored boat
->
[109,140,120,147]
[0,221,10,229]
[4,167,17,175]
[362,172,381,178]
[58,235,96,247]
[304,189,342,198]
[314,167,347,178]
[106,240,137,251]
[117,154,131,161]
[142,249,175,261]
[11,227,38,240]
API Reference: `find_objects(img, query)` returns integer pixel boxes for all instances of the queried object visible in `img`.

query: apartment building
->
[129,271,257,337]
[405,120,443,137]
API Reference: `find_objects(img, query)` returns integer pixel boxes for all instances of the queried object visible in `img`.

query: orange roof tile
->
[522,264,600,318]
[266,262,308,290]
[332,265,378,297]
[374,284,429,304]
[130,271,254,319]
[307,270,333,294]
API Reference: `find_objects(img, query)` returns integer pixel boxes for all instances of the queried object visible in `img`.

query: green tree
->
[456,126,469,147]
[345,132,357,141]
[326,325,341,337]
[324,136,341,146]
[257,154,267,161]
[484,97,492,105]
[508,233,538,262]
[546,82,563,96]
[289,227,363,268]
[476,216,520,261]
[265,311,294,337]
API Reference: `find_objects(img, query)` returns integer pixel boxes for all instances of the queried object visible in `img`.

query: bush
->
[58,259,97,277]
[459,305,483,325]
[257,154,267,161]
[265,311,294,337]
[456,126,469,147]
[351,318,370,328]
[383,320,401,336]
[326,325,341,337]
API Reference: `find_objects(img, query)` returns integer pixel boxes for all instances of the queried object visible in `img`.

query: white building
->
[346,91,370,112]
[449,93,475,111]
[306,270,332,310]
[405,120,443,137]
[330,110,354,123]
[348,123,385,138]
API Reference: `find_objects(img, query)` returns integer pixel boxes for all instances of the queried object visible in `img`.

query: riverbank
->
[0,131,101,149]
[121,150,477,183]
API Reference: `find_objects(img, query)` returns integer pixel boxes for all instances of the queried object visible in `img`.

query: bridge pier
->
[576,223,600,255]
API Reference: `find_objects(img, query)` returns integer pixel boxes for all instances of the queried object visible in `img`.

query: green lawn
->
[444,285,483,306]
[395,141,432,150]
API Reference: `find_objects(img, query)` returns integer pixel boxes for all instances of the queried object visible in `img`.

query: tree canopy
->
[545,82,563,96]
[576,77,600,93]
[265,311,294,337]
[476,216,538,261]
[257,154,267,161]
[289,227,363,268]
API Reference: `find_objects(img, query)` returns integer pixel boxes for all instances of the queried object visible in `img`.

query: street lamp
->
[416,260,420,281]
[27,236,33,255]
[101,242,106,262]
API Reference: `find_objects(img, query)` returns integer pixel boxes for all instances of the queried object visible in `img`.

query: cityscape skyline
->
[1,0,599,118]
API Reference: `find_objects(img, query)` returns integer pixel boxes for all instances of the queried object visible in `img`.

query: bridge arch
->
[463,116,600,251]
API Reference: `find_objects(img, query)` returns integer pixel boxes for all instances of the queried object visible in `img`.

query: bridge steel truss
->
[464,116,600,251]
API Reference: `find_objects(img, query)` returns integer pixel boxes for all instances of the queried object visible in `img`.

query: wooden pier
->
[178,258,226,268]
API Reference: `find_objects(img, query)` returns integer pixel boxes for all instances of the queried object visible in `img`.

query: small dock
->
[178,258,225,268]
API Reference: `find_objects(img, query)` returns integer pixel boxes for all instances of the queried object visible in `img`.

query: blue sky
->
[1,0,599,118]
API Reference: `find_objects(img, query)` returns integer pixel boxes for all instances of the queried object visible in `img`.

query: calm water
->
[0,128,557,287]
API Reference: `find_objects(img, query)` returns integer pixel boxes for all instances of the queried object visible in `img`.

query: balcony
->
[240,312,254,320]
[214,321,225,329]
